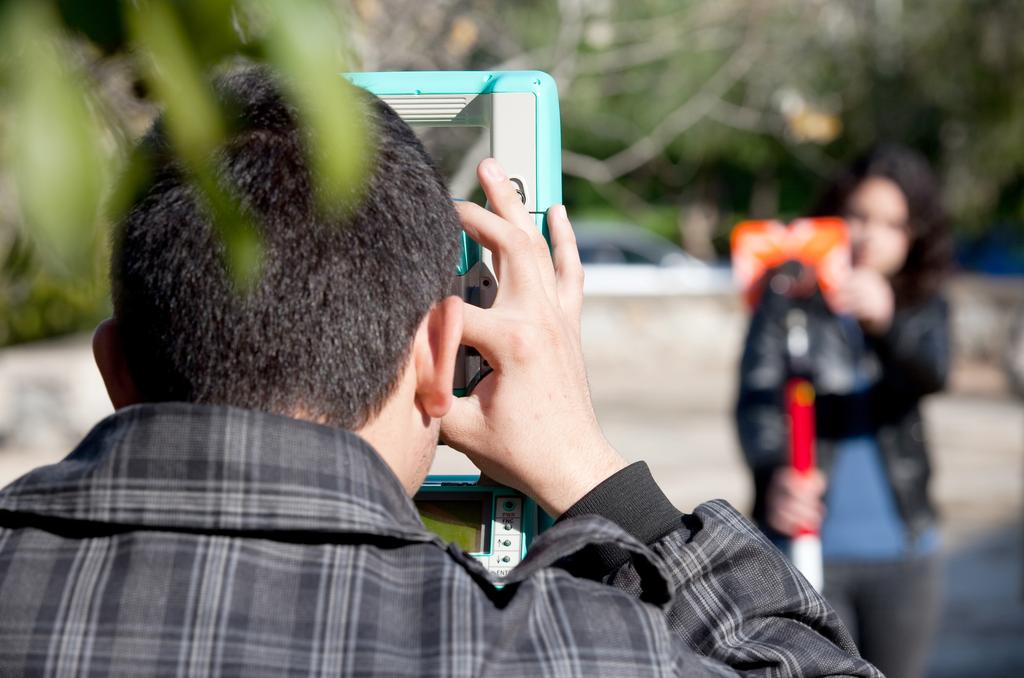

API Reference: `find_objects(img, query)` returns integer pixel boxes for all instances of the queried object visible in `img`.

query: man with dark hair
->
[0,67,878,676]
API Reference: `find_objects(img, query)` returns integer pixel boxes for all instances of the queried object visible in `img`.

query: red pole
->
[786,379,817,498]
[785,376,823,589]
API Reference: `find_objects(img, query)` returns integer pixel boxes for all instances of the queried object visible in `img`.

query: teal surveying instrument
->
[347,71,561,576]
[416,477,544,577]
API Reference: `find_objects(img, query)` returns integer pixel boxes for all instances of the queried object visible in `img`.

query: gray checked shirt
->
[0,403,879,677]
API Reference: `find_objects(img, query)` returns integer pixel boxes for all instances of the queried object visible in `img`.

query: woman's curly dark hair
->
[815,144,954,307]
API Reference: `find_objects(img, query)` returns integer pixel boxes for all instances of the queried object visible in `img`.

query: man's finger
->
[457,202,539,292]
[477,158,539,237]
[548,204,584,321]
[457,302,512,364]
[477,159,556,296]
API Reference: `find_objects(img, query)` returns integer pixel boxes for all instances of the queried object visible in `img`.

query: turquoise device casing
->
[345,70,562,252]
[346,71,562,574]
[346,70,563,395]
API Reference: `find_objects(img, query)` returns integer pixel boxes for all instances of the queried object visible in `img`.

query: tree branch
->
[549,0,588,88]
[574,26,738,76]
[562,34,763,183]
[705,98,773,133]
[448,0,588,192]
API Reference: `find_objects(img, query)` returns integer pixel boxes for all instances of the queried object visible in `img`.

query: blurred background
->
[0,1,1021,675]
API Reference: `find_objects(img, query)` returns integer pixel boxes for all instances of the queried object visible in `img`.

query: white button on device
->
[488,495,523,576]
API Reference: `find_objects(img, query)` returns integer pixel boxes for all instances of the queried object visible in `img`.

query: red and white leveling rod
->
[785,377,823,592]
[732,218,849,593]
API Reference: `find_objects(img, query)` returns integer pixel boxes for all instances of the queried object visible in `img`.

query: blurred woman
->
[735,145,954,678]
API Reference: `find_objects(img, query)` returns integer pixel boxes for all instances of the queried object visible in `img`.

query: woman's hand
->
[765,467,827,536]
[831,269,895,335]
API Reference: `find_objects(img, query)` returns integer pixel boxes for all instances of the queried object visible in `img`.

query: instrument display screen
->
[417,495,489,554]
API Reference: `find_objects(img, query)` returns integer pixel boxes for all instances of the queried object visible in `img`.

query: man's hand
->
[440,158,627,517]
[765,467,827,536]
[830,269,895,335]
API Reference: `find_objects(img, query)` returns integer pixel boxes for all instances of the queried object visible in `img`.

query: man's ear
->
[413,296,463,419]
[92,318,143,410]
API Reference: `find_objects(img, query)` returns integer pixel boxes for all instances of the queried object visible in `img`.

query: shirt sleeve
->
[557,461,685,572]
[872,295,950,396]
[560,464,881,677]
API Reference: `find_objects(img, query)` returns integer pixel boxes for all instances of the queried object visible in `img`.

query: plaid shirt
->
[0,404,878,677]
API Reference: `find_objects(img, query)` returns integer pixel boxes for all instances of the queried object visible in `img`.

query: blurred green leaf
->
[177,0,247,67]
[6,0,108,279]
[1,0,375,345]
[127,0,262,290]
[262,0,368,211]
[127,0,224,164]
[103,142,153,226]
[194,169,264,290]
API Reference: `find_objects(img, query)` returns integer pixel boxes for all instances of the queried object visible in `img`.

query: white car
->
[574,221,734,296]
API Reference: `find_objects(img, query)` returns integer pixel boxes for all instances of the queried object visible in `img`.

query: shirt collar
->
[0,402,437,544]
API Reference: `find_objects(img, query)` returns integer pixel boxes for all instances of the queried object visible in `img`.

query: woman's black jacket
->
[734,280,950,542]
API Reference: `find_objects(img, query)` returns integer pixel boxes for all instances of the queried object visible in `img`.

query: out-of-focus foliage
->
[0,0,366,345]
[3,0,1024,346]
[6,3,108,279]
[263,2,368,212]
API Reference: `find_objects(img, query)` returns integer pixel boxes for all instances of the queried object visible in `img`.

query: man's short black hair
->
[113,65,460,428]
